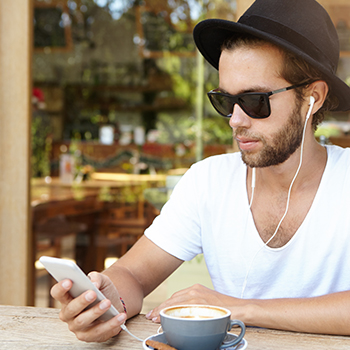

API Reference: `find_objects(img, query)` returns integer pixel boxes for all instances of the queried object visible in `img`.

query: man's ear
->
[309,80,328,114]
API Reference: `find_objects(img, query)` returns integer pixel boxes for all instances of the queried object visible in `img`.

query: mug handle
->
[219,320,246,349]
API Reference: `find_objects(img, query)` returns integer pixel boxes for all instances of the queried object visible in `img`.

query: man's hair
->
[221,34,339,130]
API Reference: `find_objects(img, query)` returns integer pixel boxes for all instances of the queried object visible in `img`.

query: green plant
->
[31,112,52,178]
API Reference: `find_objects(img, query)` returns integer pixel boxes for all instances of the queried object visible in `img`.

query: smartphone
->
[39,256,119,321]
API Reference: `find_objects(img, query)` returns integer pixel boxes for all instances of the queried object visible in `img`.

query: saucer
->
[143,332,248,350]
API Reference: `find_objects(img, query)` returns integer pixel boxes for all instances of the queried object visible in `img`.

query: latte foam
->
[164,306,227,319]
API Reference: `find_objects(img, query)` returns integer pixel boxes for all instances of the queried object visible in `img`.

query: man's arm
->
[103,235,184,318]
[241,291,350,335]
[146,284,350,335]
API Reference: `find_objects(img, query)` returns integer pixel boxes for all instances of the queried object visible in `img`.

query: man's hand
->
[145,284,232,323]
[50,272,127,342]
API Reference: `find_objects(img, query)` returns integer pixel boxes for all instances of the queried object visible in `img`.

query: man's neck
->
[248,137,327,194]
[246,137,328,248]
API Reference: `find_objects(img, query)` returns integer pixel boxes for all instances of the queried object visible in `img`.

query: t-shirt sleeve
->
[144,164,203,261]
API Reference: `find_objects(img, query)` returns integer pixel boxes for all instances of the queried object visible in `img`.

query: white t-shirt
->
[145,145,350,299]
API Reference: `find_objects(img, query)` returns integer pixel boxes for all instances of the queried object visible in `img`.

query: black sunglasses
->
[207,83,307,119]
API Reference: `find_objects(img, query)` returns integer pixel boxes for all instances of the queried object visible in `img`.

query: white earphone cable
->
[121,324,144,342]
[249,167,256,208]
[240,97,315,298]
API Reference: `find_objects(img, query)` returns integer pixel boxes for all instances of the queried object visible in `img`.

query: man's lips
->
[236,136,260,151]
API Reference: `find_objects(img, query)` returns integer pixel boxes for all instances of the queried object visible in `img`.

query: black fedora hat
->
[193,0,350,111]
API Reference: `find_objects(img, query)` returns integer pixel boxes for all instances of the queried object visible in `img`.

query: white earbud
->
[306,96,315,120]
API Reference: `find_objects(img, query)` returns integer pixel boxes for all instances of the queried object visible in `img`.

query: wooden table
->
[1,305,350,349]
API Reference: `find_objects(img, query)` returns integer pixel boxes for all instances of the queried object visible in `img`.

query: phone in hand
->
[39,256,119,321]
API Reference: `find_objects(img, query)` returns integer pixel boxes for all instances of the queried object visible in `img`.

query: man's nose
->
[229,104,251,129]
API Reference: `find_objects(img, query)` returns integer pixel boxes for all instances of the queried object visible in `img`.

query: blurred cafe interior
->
[1,0,350,309]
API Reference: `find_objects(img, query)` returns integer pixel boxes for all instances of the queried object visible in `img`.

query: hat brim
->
[194,19,350,111]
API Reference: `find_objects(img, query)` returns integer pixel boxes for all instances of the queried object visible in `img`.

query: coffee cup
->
[160,305,245,350]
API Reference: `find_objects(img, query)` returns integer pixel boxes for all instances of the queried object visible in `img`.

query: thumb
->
[87,271,102,289]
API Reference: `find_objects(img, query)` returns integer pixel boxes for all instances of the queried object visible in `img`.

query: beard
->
[236,101,304,168]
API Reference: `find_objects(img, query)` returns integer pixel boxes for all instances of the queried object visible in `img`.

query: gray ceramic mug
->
[160,305,245,350]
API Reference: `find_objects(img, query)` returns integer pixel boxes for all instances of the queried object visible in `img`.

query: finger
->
[61,289,98,322]
[51,279,73,305]
[74,313,127,343]
[87,271,102,289]
[67,292,124,330]
[88,273,124,314]
[88,272,116,298]
[146,299,177,323]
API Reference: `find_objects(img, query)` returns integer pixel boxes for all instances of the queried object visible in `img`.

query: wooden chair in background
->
[95,196,151,271]
[34,215,87,307]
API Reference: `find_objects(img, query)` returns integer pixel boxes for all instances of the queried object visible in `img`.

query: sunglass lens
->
[239,94,269,118]
[209,94,234,117]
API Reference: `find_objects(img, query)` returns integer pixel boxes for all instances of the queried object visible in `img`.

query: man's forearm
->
[234,291,350,335]
[101,236,184,320]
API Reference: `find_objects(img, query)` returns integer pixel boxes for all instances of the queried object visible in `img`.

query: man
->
[51,0,350,342]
